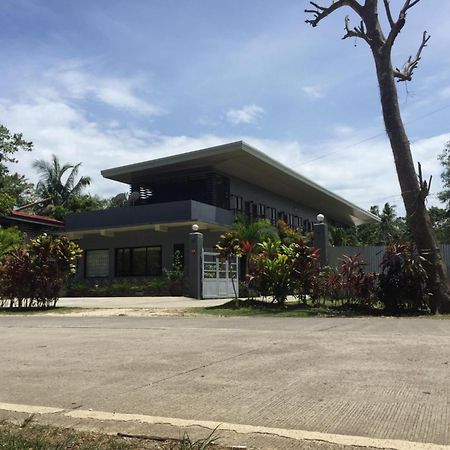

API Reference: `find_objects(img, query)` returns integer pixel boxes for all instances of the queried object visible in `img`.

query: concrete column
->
[187,232,203,299]
[313,222,329,267]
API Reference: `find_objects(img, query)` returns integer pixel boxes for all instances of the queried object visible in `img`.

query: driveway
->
[58,296,227,309]
[0,315,449,449]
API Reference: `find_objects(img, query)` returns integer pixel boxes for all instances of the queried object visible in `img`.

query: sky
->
[1,0,449,216]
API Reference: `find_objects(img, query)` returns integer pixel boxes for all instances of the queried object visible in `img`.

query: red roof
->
[9,210,64,226]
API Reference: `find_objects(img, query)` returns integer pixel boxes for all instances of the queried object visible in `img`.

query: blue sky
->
[1,0,450,214]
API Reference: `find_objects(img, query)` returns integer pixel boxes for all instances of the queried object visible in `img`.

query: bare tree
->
[305,0,450,313]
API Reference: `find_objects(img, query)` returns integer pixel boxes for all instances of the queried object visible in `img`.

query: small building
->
[65,141,378,281]
[0,210,64,238]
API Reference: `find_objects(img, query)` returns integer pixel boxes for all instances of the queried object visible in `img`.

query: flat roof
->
[102,141,379,226]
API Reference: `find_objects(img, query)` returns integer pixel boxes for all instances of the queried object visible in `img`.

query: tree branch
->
[305,0,363,27]
[382,0,395,28]
[343,15,370,44]
[385,0,423,48]
[393,31,430,82]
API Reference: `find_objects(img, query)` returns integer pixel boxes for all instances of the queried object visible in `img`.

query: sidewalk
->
[58,296,228,309]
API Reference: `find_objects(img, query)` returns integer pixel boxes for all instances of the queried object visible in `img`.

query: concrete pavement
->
[0,315,449,449]
[58,295,228,309]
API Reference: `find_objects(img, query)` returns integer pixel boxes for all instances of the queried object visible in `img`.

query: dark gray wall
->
[76,225,222,279]
[230,176,319,226]
[66,200,234,232]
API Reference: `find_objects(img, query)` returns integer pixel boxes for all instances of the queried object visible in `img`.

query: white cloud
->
[226,104,265,125]
[302,85,325,99]
[1,82,448,216]
[25,61,163,116]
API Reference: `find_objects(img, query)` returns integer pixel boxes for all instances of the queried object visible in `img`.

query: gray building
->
[65,141,378,280]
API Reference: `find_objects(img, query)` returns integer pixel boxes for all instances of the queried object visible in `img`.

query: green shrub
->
[0,226,25,257]
[65,277,184,297]
[378,242,429,313]
[164,249,184,282]
[250,238,320,305]
[0,234,82,308]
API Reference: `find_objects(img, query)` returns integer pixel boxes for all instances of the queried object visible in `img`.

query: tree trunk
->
[372,48,450,313]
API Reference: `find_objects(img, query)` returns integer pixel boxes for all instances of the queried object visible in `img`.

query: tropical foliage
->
[0,227,25,257]
[329,203,408,246]
[33,154,93,219]
[0,234,82,309]
[217,216,434,313]
[438,141,450,208]
[0,125,34,214]
[250,238,320,305]
[319,254,376,306]
[378,243,429,313]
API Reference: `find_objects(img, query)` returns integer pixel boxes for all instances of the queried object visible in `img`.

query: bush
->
[0,234,82,309]
[378,242,429,313]
[0,226,25,257]
[339,254,376,305]
[65,277,185,297]
[250,238,320,305]
[317,254,376,306]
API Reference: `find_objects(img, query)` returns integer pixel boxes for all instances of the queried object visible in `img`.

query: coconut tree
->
[33,155,91,218]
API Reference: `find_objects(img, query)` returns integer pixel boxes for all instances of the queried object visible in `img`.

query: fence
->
[329,244,450,273]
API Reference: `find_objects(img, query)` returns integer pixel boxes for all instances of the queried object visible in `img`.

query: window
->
[288,213,293,226]
[233,195,244,211]
[85,249,109,278]
[244,201,253,218]
[258,204,266,218]
[115,246,162,276]
[270,208,277,225]
[173,243,185,269]
[278,211,288,223]
[251,203,258,219]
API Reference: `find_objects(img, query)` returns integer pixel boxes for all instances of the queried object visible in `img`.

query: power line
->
[295,103,450,167]
[368,192,440,204]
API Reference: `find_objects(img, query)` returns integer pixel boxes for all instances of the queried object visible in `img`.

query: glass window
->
[233,195,243,211]
[115,246,161,276]
[85,249,109,278]
[258,204,266,218]
[146,247,162,276]
[133,247,147,276]
[271,208,277,225]
[173,243,185,269]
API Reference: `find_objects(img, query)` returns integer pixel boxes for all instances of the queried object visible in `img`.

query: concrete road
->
[0,315,449,449]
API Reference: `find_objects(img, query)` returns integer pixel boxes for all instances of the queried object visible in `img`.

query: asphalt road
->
[1,315,449,448]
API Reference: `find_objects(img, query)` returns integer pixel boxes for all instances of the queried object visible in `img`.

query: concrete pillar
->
[188,232,203,299]
[313,222,329,267]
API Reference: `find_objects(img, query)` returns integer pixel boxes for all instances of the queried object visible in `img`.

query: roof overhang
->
[102,141,380,226]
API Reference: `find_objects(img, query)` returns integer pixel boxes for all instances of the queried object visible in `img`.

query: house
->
[65,141,378,280]
[0,210,64,238]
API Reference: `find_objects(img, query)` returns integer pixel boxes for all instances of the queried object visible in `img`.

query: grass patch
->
[0,307,84,316]
[194,299,437,318]
[194,299,378,317]
[0,420,133,450]
[0,420,223,449]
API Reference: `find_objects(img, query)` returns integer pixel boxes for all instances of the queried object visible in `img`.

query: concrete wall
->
[328,244,450,273]
[66,200,234,231]
[76,226,223,280]
[230,176,319,225]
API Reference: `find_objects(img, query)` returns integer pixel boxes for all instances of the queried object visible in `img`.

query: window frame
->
[84,249,110,278]
[115,246,162,277]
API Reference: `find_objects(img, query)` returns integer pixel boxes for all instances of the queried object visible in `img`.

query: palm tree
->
[33,155,91,216]
[232,213,278,278]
